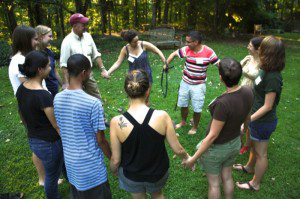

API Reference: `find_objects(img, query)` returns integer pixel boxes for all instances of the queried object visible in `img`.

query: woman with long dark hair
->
[16,51,63,198]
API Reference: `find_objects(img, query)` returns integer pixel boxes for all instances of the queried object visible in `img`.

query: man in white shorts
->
[166,31,219,135]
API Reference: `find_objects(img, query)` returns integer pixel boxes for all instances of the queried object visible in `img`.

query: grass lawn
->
[0,35,299,199]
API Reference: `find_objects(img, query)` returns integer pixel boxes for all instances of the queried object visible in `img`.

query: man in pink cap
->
[60,13,108,100]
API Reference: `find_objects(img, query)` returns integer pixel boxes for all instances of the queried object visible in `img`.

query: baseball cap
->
[69,13,89,26]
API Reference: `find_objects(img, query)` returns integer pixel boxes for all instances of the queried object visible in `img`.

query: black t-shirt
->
[206,86,254,144]
[16,84,60,142]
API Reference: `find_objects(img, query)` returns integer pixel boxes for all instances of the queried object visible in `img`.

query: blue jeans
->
[29,138,63,199]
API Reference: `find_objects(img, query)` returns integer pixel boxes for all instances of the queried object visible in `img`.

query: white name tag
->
[196,58,204,64]
[255,76,262,85]
[128,56,135,63]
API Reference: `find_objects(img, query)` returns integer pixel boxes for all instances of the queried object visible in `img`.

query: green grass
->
[0,35,300,198]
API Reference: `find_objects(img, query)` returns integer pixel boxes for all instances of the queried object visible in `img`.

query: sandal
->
[236,181,259,191]
[233,164,254,174]
[240,146,249,155]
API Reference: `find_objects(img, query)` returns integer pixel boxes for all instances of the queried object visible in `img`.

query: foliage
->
[0,35,300,198]
[0,41,11,67]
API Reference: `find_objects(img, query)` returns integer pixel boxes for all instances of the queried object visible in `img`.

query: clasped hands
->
[181,155,197,172]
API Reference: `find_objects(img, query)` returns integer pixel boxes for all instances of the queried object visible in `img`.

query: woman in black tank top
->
[110,69,190,199]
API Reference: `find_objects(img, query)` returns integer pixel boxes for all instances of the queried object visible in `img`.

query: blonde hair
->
[35,25,52,50]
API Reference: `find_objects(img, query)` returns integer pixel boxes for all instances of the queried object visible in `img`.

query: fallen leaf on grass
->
[272,177,275,181]
[5,139,10,143]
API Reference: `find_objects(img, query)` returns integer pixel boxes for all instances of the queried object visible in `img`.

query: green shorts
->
[197,136,241,175]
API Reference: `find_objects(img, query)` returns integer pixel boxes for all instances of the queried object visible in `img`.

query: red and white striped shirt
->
[178,45,219,85]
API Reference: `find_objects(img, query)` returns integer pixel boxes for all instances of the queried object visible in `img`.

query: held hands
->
[240,124,245,135]
[101,69,110,79]
[181,155,196,171]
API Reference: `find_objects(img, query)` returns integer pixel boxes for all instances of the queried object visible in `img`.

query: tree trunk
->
[99,0,108,34]
[59,0,65,38]
[27,0,35,27]
[122,0,129,29]
[151,0,158,27]
[134,0,138,28]
[169,0,173,23]
[55,4,61,38]
[74,0,83,13]
[214,0,219,34]
[187,0,197,30]
[83,0,91,16]
[157,0,161,24]
[34,2,45,25]
[163,0,169,24]
[4,2,17,37]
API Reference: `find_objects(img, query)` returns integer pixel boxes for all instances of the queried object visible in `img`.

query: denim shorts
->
[250,119,277,142]
[177,80,206,112]
[197,136,241,175]
[118,167,168,193]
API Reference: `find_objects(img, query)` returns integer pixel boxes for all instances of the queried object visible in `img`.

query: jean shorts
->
[250,119,277,142]
[177,80,206,112]
[118,167,168,193]
[197,136,241,175]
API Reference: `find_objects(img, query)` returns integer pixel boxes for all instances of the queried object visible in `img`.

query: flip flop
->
[236,181,259,192]
[175,123,186,129]
[188,129,197,135]
[233,164,254,174]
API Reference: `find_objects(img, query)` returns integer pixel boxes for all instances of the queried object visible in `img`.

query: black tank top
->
[121,108,169,182]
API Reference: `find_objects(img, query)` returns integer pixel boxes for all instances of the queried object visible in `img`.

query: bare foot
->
[175,122,187,129]
[188,128,197,135]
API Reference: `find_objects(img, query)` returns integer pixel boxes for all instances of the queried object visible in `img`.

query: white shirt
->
[8,52,48,95]
[60,30,101,68]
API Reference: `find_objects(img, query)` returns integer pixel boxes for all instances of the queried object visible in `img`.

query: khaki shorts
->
[197,136,241,175]
[83,71,102,101]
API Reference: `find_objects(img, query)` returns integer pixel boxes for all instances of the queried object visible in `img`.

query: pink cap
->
[69,13,89,26]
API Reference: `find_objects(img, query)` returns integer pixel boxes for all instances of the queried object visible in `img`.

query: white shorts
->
[177,80,206,113]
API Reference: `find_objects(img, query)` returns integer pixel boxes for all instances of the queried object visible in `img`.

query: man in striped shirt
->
[166,31,219,135]
[54,54,112,199]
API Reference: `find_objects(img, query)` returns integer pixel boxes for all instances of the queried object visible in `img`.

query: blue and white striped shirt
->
[54,89,107,191]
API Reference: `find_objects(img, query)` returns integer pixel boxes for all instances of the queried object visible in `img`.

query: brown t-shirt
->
[206,86,254,144]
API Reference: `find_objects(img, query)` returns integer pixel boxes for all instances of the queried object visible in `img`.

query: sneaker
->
[240,146,249,155]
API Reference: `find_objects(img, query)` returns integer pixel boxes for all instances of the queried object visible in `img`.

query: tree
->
[163,0,170,24]
[74,0,91,15]
[151,0,158,27]
[1,0,17,37]
[99,0,108,34]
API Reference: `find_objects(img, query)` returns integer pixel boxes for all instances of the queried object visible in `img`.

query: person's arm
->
[60,39,70,88]
[61,68,69,89]
[164,112,189,160]
[97,130,112,159]
[107,47,127,77]
[54,68,63,86]
[143,41,166,66]
[165,50,179,69]
[183,119,224,169]
[241,112,251,135]
[109,116,122,176]
[251,92,276,122]
[43,107,60,135]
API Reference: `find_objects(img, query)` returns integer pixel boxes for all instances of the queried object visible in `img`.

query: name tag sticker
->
[196,58,204,64]
[255,76,262,85]
[128,56,135,63]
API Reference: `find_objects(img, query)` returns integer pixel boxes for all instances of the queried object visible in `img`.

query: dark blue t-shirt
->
[45,48,59,96]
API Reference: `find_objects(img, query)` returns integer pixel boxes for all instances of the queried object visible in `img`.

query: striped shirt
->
[54,89,107,191]
[178,45,219,85]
